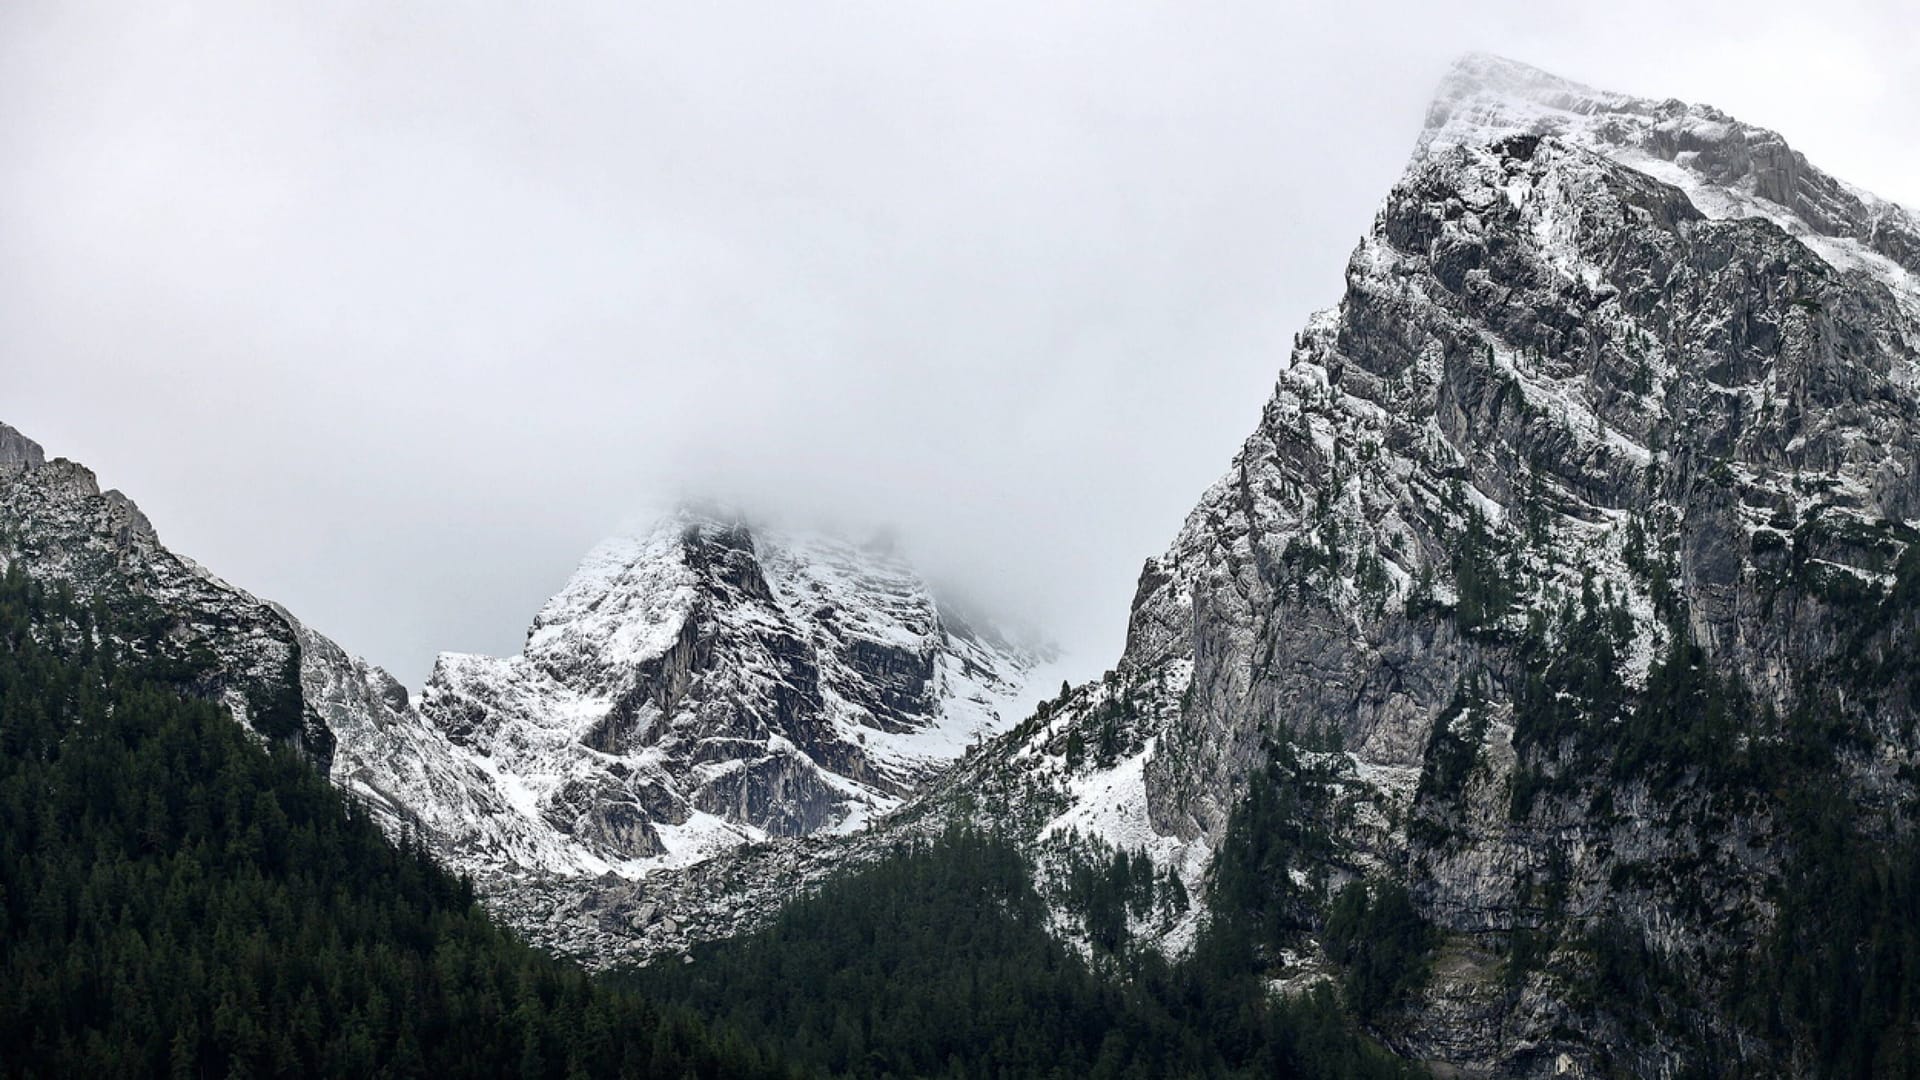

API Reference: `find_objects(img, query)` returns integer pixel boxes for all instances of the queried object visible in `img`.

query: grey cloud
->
[3,0,1914,687]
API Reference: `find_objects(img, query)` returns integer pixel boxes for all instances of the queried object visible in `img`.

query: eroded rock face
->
[0,419,1050,958]
[416,509,1049,864]
[0,424,334,765]
[0,424,45,474]
[901,55,1920,1076]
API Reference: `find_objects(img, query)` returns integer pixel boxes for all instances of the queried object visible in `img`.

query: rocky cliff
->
[946,54,1920,1076]
[10,50,1920,1076]
[0,432,1046,949]
[414,507,1048,873]
[0,431,336,764]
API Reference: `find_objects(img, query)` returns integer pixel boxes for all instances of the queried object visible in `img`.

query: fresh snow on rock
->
[396,506,1050,884]
[0,444,1052,950]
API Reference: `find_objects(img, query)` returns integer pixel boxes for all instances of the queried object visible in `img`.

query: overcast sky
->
[3,1,1916,689]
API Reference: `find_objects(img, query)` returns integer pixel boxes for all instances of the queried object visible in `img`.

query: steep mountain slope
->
[415,508,1047,874]
[0,435,337,765]
[593,55,1920,1077]
[0,430,1046,950]
[0,559,804,1079]
[957,55,1920,1076]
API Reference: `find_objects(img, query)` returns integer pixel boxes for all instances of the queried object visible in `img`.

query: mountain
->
[0,561,802,1079]
[413,507,1047,869]
[0,437,338,764]
[591,55,1920,1076]
[0,434,1048,951]
[12,49,1920,1078]
[959,54,1920,1075]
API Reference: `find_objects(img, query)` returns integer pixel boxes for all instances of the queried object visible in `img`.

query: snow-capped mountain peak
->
[1420,52,1920,300]
[0,453,1050,900]
[411,504,1048,873]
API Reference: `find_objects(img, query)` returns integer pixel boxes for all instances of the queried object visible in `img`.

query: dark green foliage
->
[1207,739,1342,956]
[1451,509,1515,635]
[1413,680,1489,841]
[1609,637,1756,795]
[0,563,796,1080]
[1728,770,1920,1078]
[1064,727,1087,769]
[628,821,1424,1080]
[1067,694,1144,771]
[1724,535,1920,1075]
[245,641,309,744]
[1056,841,1178,955]
[1321,883,1436,1022]
[1488,513,1920,1073]
[1505,575,1635,816]
[1622,515,1649,574]
[1519,471,1552,550]
[1508,572,1780,806]
[1576,916,1686,1035]
[0,560,1422,1080]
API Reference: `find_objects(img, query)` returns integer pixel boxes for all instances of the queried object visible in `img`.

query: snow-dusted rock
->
[12,50,1920,1076]
[601,54,1920,1076]
[0,423,335,763]
[0,443,1048,934]
[951,54,1920,1076]
[412,507,1049,874]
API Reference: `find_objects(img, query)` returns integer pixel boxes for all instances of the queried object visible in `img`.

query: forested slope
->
[0,564,798,1079]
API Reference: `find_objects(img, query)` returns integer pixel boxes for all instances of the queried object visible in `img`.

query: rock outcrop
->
[414,507,1049,871]
[0,423,335,764]
[0,436,1048,952]
[947,54,1920,1076]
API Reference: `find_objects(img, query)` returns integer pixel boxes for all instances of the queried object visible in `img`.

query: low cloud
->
[4,0,1913,686]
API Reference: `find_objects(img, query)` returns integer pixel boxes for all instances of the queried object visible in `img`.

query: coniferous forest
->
[0,559,1429,1078]
[622,821,1419,1080]
[12,540,1920,1078]
[0,565,797,1079]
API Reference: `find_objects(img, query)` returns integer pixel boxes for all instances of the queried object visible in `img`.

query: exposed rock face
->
[890,55,1920,1076]
[1420,54,1920,279]
[14,51,1920,1076]
[1129,54,1920,843]
[428,70,1920,1052]
[0,424,45,473]
[0,434,1048,947]
[0,424,335,764]
[417,508,1047,867]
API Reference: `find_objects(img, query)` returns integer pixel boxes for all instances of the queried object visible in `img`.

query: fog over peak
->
[4,0,1914,688]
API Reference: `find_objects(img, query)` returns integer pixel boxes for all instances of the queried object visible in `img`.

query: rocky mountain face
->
[0,437,1046,943]
[930,54,1920,1076]
[14,50,1920,1078]
[415,509,1047,874]
[0,436,337,764]
[408,67,1920,1051]
[0,427,562,875]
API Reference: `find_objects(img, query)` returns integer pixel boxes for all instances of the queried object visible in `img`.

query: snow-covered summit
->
[676,56,1920,1071]
[1419,53,1648,155]
[1420,52,1920,296]
[412,504,1050,874]
[0,443,1052,912]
